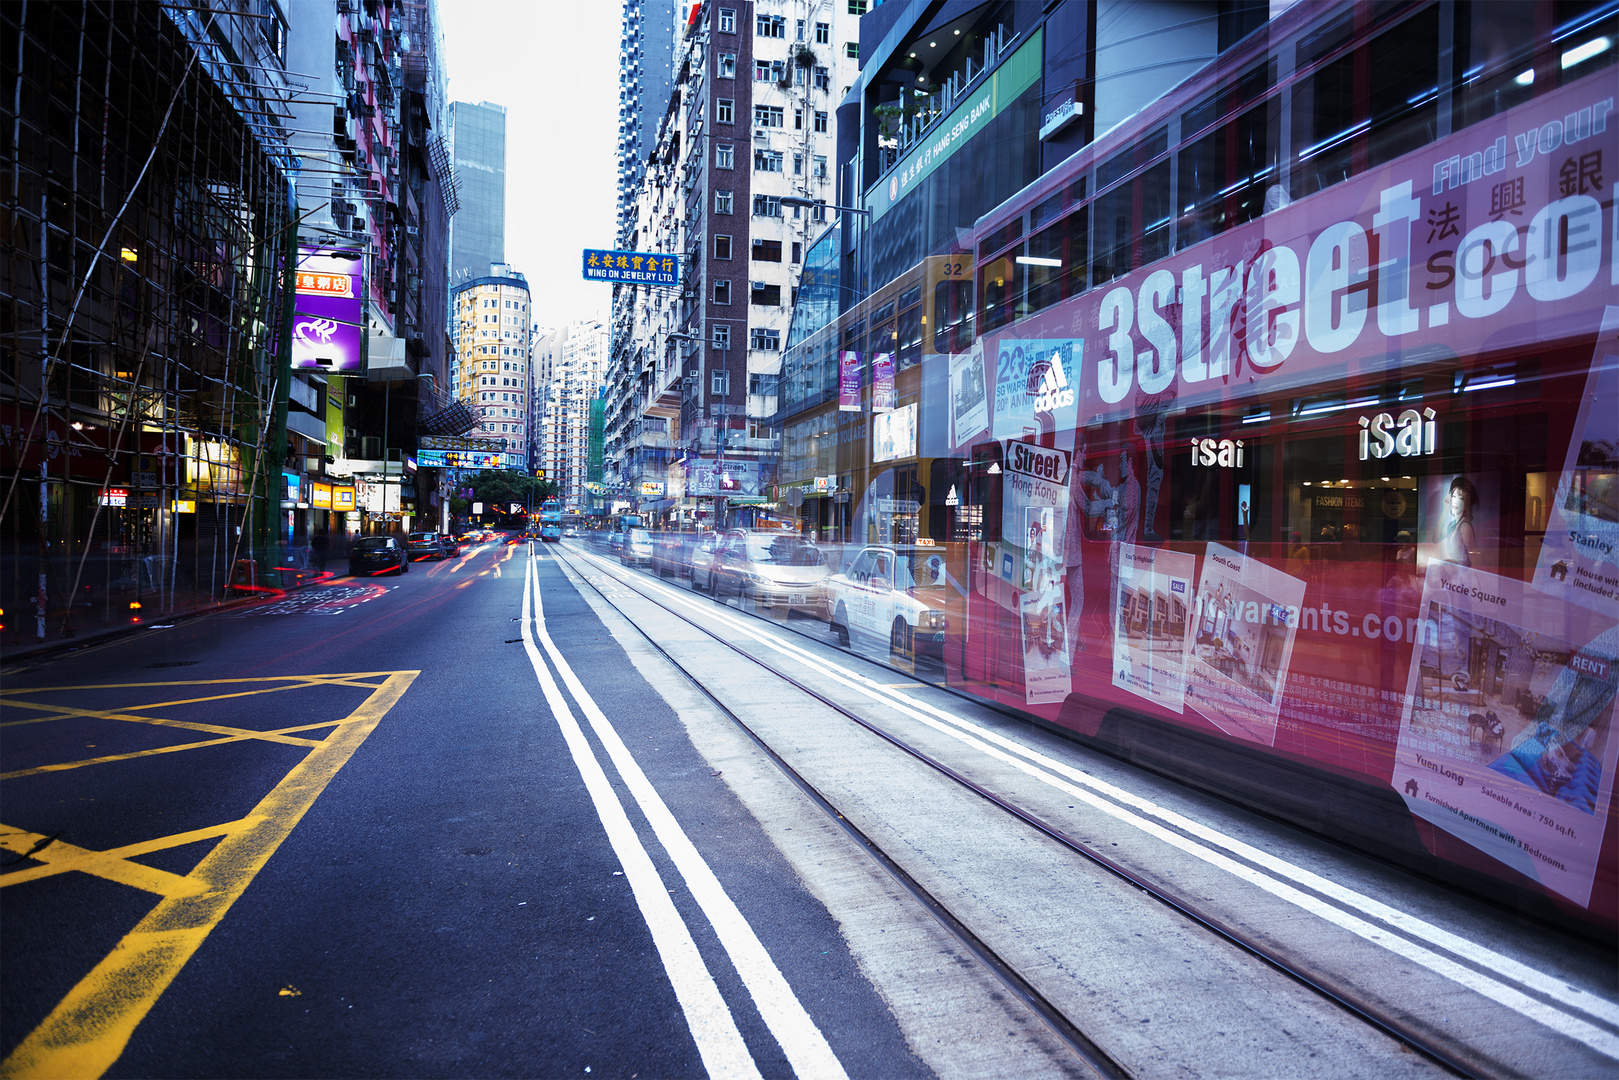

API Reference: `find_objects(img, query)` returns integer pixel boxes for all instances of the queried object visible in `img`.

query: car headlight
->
[919,609,949,630]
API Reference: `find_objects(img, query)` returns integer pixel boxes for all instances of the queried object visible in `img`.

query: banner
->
[838,350,862,412]
[871,352,896,413]
[1393,563,1619,906]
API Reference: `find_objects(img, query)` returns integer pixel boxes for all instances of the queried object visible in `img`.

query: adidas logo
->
[1032,352,1075,412]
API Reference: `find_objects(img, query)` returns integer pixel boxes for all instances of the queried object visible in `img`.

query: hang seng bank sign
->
[984,78,1617,421]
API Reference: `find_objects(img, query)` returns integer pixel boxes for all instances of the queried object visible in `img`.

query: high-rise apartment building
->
[451,266,532,470]
[607,0,861,524]
[616,0,679,247]
[536,321,609,510]
[448,100,506,286]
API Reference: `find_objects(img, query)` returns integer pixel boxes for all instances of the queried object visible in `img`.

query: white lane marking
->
[534,551,850,1080]
[519,557,762,1079]
[571,548,1619,1054]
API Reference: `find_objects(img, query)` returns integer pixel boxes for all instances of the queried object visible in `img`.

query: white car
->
[824,544,953,663]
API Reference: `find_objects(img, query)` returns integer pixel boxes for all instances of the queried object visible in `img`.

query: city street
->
[0,540,927,1078]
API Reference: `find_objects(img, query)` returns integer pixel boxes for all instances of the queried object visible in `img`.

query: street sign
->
[582,249,679,286]
[416,449,502,468]
[420,435,504,452]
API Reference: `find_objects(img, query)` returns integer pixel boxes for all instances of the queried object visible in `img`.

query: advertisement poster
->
[1112,544,1197,713]
[838,350,862,412]
[1393,562,1619,907]
[1020,586,1071,705]
[871,352,896,413]
[991,339,1080,441]
[292,249,362,371]
[1418,472,1500,571]
[872,403,918,464]
[1002,442,1071,591]
[1186,543,1306,746]
[1534,313,1619,616]
[949,339,989,448]
[686,459,763,497]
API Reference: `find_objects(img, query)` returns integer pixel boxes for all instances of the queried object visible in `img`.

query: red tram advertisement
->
[779,0,1619,929]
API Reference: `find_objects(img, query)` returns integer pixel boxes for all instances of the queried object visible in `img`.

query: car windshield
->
[354,537,393,551]
[897,550,947,588]
[744,536,825,566]
[628,529,650,542]
[408,532,435,542]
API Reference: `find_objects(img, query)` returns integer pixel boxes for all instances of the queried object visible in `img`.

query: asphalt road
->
[0,539,925,1078]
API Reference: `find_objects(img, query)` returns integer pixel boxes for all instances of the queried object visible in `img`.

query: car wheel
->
[890,618,912,661]
[831,604,851,646]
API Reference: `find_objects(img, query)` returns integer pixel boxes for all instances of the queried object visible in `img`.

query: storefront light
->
[1561,37,1610,68]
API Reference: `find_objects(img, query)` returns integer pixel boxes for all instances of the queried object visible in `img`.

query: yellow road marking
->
[0,671,417,1080]
[0,721,341,780]
[0,830,207,896]
[456,579,474,589]
[0,674,400,695]
[0,700,332,750]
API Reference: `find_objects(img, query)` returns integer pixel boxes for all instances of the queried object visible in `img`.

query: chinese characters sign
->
[292,249,362,371]
[582,249,679,285]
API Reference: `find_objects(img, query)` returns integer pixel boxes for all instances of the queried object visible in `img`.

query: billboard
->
[415,449,503,469]
[292,249,363,371]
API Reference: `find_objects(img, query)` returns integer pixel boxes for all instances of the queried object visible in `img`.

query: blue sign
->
[583,249,679,285]
[416,449,503,469]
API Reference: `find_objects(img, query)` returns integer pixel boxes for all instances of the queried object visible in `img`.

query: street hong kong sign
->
[582,249,679,286]
[292,248,363,371]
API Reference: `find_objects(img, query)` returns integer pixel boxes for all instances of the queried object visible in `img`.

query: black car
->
[348,536,410,576]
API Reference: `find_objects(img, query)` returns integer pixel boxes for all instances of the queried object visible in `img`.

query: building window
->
[813,154,827,177]
[756,13,785,37]
[717,53,736,78]
[815,21,830,44]
[716,98,734,123]
[753,104,783,127]
[749,373,780,395]
[754,59,771,81]
[715,189,733,214]
[718,8,735,33]
[845,41,859,59]
[752,238,782,262]
[792,241,802,263]
[751,282,782,306]
[750,327,782,350]
[714,234,733,259]
[716,143,734,168]
[713,280,731,304]
[713,370,730,395]
[793,153,803,175]
[814,110,829,133]
[752,194,782,217]
[811,203,827,222]
[813,66,830,91]
[848,0,867,13]
[794,107,804,130]
[796,18,806,41]
[753,149,783,172]
[712,324,731,349]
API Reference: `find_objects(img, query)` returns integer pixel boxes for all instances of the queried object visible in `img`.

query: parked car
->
[710,531,831,615]
[824,544,954,662]
[652,531,698,579]
[407,531,449,561]
[348,536,410,577]
[619,527,655,567]
[688,532,722,593]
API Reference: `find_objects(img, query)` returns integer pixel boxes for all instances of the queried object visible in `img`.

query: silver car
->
[709,531,831,615]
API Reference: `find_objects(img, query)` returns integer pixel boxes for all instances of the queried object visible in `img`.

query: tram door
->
[964,440,1022,693]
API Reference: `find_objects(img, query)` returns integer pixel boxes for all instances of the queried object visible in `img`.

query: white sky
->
[437,0,621,333]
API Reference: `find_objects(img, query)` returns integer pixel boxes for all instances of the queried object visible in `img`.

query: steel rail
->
[546,542,1481,1079]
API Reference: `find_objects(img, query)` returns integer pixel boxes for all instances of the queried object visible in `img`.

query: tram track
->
[545,541,1497,1079]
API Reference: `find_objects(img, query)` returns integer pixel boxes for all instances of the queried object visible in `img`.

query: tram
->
[783,0,1619,924]
[539,499,563,543]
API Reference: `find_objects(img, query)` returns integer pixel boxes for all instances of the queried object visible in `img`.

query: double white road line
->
[519,549,847,1080]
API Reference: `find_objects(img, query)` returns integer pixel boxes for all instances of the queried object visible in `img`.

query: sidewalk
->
[0,554,339,668]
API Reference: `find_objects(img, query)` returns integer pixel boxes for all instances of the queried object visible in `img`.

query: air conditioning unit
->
[754,127,770,140]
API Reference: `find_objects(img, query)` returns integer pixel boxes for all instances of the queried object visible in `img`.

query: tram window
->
[978,253,1020,334]
[869,319,895,360]
[1180,100,1279,245]
[934,276,974,353]
[1291,44,1356,198]
[1369,6,1439,168]
[1556,1,1619,87]
[1092,185,1132,285]
[1026,209,1087,313]
[1451,1,1538,130]
[1033,190,1065,229]
[896,305,921,370]
[1141,159,1173,268]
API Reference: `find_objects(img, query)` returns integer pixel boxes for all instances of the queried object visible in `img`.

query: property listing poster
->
[1392,562,1619,907]
[1020,587,1071,705]
[1111,543,1197,714]
[949,339,990,448]
[1533,311,1619,618]
[1185,543,1307,747]
[991,339,1080,441]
